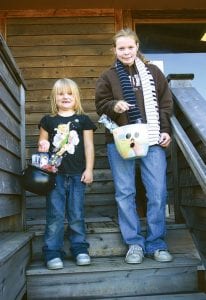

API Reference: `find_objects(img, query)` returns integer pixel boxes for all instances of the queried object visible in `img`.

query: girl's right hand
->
[114,100,134,113]
[38,140,50,152]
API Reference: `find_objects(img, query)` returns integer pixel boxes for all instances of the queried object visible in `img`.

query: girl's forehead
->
[56,85,72,93]
[116,36,136,45]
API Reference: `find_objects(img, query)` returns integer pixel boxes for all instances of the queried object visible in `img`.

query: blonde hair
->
[50,78,84,115]
[112,28,149,64]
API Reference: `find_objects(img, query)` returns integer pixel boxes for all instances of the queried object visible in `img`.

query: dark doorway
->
[135,23,206,53]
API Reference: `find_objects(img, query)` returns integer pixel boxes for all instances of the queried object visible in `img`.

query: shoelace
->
[128,245,142,254]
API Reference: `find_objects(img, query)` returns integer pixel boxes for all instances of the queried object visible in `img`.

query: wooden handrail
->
[168,74,206,196]
[171,115,206,194]
[172,88,206,146]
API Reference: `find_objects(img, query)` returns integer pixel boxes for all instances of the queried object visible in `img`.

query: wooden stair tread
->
[0,232,34,300]
[26,227,203,299]
[0,232,34,265]
[26,254,202,299]
[27,254,201,275]
[97,293,206,299]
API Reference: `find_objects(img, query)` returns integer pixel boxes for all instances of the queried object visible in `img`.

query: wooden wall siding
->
[0,35,26,231]
[6,16,115,160]
[5,13,117,221]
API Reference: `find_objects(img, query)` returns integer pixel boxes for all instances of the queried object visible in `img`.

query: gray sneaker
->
[153,250,173,262]
[47,257,64,270]
[125,245,144,264]
[76,253,91,266]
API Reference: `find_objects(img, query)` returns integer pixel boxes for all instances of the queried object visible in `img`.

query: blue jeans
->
[107,143,168,254]
[43,174,89,262]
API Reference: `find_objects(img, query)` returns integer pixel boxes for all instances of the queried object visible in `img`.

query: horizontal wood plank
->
[27,204,117,221]
[21,66,107,79]
[8,34,113,47]
[0,9,114,18]
[0,103,21,139]
[7,16,114,25]
[25,111,92,125]
[0,215,22,231]
[0,126,21,156]
[0,147,21,174]
[26,192,115,209]
[25,78,98,90]
[25,145,107,160]
[0,82,21,121]
[9,45,111,57]
[25,88,96,101]
[0,170,21,194]
[25,100,96,113]
[0,57,20,101]
[0,195,21,218]
[26,255,200,299]
[91,293,206,300]
[8,23,114,35]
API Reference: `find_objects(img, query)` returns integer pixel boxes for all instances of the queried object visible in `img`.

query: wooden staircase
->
[26,218,205,299]
[25,142,206,299]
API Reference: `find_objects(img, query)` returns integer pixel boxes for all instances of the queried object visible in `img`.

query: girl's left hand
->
[159,132,172,148]
[81,169,93,184]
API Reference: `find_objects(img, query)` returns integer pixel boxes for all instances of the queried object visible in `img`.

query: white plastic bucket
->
[112,123,149,159]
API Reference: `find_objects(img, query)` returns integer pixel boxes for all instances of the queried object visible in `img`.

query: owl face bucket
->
[113,123,149,159]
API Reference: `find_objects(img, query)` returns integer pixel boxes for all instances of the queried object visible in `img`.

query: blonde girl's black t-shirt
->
[39,114,96,175]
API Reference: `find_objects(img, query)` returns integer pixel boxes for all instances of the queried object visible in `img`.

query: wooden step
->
[0,232,33,300]
[26,255,202,299]
[96,292,206,299]
[28,220,200,263]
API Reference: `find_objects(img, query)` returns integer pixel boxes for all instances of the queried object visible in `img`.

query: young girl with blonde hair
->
[38,78,96,269]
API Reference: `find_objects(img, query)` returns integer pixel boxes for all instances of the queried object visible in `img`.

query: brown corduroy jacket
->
[95,61,173,143]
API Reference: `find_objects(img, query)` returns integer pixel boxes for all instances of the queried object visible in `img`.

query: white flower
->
[69,130,79,146]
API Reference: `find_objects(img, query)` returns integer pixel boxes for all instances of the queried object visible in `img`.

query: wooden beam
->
[0,9,114,18]
[114,9,123,32]
[122,9,133,29]
[0,17,6,39]
[1,0,206,10]
[132,9,206,20]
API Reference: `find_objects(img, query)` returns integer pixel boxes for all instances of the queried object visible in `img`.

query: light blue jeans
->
[107,143,168,254]
[43,174,89,262]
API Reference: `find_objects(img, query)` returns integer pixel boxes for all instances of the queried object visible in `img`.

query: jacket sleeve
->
[95,74,119,120]
[153,65,173,134]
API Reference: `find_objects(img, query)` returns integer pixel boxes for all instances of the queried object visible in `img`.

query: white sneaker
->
[153,250,173,262]
[125,245,144,264]
[76,253,91,266]
[47,257,64,270]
